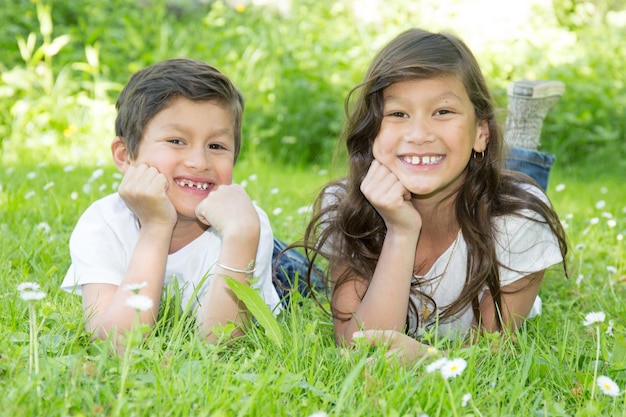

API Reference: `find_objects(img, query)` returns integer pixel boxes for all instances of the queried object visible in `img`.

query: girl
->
[302,28,568,364]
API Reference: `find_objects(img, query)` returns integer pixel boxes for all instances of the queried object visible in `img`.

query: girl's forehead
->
[383,75,468,97]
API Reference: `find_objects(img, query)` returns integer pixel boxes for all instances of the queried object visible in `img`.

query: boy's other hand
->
[118,164,177,228]
[195,184,260,240]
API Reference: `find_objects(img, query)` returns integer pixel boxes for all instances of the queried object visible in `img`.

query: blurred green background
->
[1,0,624,170]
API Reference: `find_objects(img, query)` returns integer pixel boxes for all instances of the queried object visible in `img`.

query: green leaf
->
[611,333,626,371]
[224,277,283,347]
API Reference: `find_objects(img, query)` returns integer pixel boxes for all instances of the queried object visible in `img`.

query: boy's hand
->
[361,159,422,234]
[118,164,177,228]
[195,184,260,240]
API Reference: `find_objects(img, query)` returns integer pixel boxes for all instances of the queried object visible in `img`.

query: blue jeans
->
[505,147,555,191]
[272,238,324,305]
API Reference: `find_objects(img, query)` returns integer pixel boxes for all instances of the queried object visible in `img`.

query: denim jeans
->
[505,147,555,191]
[272,237,325,306]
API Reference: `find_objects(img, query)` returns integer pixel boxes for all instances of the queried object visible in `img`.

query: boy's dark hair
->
[115,58,244,162]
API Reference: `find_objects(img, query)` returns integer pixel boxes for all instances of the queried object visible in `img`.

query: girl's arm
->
[332,159,421,345]
[331,229,419,345]
[347,271,545,368]
[477,270,544,332]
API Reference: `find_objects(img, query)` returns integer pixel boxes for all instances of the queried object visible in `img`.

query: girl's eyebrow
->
[437,91,463,101]
[383,91,463,103]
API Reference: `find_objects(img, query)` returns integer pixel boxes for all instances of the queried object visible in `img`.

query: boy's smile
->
[372,75,489,199]
[128,97,235,221]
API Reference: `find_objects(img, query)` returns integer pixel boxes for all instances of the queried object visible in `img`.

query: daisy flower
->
[126,294,154,312]
[440,358,467,379]
[20,290,47,301]
[425,357,449,374]
[596,375,620,397]
[17,282,41,292]
[583,311,606,326]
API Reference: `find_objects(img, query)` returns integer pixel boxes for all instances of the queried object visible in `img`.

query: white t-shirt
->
[408,210,562,338]
[61,193,281,316]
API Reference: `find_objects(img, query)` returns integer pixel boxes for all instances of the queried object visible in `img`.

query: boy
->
[61,58,281,343]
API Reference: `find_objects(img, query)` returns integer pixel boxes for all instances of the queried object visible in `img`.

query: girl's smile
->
[400,154,445,167]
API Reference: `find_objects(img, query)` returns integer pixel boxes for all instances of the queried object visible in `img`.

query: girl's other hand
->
[352,329,437,367]
[360,159,422,234]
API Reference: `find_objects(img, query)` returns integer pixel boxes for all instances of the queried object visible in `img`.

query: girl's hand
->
[352,329,437,367]
[195,184,260,240]
[118,164,177,228]
[360,159,422,234]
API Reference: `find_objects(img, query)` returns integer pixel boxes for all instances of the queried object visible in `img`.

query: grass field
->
[1,155,625,416]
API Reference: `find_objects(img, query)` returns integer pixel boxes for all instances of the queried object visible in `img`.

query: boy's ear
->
[111,136,132,173]
[473,119,490,153]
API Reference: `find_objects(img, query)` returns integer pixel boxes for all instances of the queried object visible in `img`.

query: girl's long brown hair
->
[300,28,568,332]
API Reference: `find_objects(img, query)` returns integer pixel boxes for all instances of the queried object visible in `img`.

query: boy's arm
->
[82,222,173,340]
[83,164,176,340]
[194,184,261,341]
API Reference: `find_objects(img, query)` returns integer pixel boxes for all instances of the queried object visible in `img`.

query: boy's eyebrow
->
[160,123,233,138]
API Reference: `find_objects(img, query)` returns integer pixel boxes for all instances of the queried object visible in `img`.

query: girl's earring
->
[473,150,485,161]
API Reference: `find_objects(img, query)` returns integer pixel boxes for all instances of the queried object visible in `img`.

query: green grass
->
[1,156,625,416]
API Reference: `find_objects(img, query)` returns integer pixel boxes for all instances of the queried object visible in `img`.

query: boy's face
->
[127,97,236,220]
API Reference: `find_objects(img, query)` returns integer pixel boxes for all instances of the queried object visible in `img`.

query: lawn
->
[0,156,624,416]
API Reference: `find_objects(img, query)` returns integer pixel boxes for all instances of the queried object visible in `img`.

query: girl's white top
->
[322,183,562,339]
[407,208,561,338]
[61,193,281,316]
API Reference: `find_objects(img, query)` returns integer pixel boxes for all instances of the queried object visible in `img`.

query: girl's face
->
[372,75,489,199]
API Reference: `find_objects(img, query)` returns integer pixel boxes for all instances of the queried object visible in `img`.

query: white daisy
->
[596,375,620,397]
[425,357,449,374]
[20,290,46,301]
[583,311,606,326]
[125,294,154,312]
[440,358,467,379]
[17,282,41,292]
[36,222,51,234]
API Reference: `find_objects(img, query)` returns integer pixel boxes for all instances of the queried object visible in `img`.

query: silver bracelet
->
[216,262,255,275]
